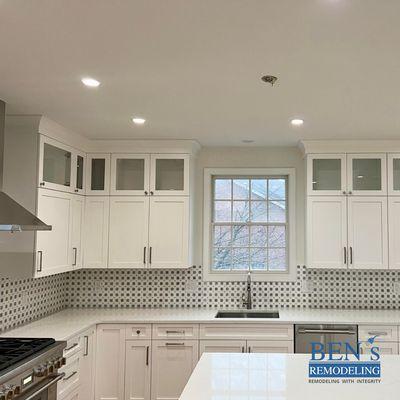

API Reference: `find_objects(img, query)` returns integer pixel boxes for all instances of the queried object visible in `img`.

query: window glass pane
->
[91,158,105,190]
[268,248,286,271]
[268,226,286,248]
[251,179,267,199]
[155,159,184,190]
[232,226,249,247]
[232,248,249,270]
[233,179,249,199]
[352,158,381,191]
[215,179,231,199]
[393,159,400,191]
[214,201,231,222]
[250,226,268,247]
[312,159,341,191]
[213,226,231,247]
[213,248,231,270]
[268,179,286,200]
[233,201,249,222]
[43,143,71,187]
[116,159,145,190]
[250,248,267,270]
[268,201,286,223]
[250,201,268,222]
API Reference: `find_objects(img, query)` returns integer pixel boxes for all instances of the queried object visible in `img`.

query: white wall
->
[193,146,305,266]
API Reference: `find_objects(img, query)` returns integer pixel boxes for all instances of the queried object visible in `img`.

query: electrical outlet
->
[301,279,314,293]
[185,280,197,294]
[94,280,105,293]
[393,282,400,294]
[20,290,29,306]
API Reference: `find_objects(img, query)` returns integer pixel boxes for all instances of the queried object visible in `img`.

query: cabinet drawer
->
[200,324,294,341]
[63,336,83,359]
[152,324,199,339]
[358,325,398,342]
[125,324,152,340]
[58,353,80,399]
[360,341,399,355]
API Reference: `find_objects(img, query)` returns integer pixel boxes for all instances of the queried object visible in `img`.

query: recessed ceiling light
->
[81,77,100,87]
[291,118,304,126]
[242,139,254,144]
[132,117,146,125]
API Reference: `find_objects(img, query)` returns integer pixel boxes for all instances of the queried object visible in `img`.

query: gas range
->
[0,338,66,400]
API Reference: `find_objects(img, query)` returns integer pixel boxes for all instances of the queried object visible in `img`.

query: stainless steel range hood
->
[0,100,51,232]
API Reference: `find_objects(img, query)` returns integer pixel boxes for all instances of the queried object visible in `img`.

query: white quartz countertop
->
[3,308,400,340]
[180,353,400,400]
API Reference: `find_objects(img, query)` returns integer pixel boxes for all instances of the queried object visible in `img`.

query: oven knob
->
[12,386,20,396]
[33,365,46,377]
[60,357,66,366]
[0,391,5,400]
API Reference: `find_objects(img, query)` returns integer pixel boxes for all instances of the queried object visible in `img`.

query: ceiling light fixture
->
[81,77,100,87]
[242,139,255,144]
[132,117,146,125]
[291,118,304,126]
[261,75,278,86]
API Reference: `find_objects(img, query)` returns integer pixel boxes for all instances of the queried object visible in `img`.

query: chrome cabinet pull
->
[64,342,79,352]
[143,247,147,264]
[248,347,251,353]
[37,251,43,272]
[241,346,245,353]
[72,247,77,266]
[166,330,185,334]
[350,246,353,264]
[166,342,185,346]
[146,346,149,366]
[367,331,388,336]
[63,371,77,381]
[149,247,152,264]
[344,247,347,264]
[83,335,89,356]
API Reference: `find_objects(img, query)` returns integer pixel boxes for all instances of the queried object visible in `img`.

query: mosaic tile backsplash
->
[2,265,400,332]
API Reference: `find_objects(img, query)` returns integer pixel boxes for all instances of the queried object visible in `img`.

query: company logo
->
[308,337,381,383]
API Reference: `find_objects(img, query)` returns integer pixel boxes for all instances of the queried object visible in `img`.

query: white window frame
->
[203,167,296,282]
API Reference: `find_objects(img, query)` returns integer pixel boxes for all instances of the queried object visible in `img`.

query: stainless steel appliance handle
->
[21,373,65,400]
[297,329,356,335]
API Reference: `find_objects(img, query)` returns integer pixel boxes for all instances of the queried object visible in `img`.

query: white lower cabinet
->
[151,340,198,400]
[125,340,151,400]
[199,340,246,355]
[83,197,110,268]
[95,325,125,400]
[79,327,96,400]
[247,340,294,353]
[360,342,399,355]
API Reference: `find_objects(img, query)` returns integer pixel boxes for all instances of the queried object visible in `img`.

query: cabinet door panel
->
[199,340,246,356]
[125,340,151,400]
[109,197,149,268]
[95,325,125,400]
[247,340,293,353]
[86,154,111,196]
[151,340,198,400]
[74,151,86,194]
[360,342,398,355]
[307,196,347,268]
[83,197,109,268]
[348,197,388,269]
[148,197,189,268]
[79,328,96,400]
[36,189,72,277]
[389,197,400,269]
[71,196,84,269]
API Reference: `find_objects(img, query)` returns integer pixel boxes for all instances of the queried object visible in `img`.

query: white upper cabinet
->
[35,189,72,277]
[86,154,111,196]
[150,154,189,196]
[347,153,387,195]
[148,197,190,268]
[306,196,348,269]
[347,196,388,269]
[388,153,400,196]
[109,197,149,268]
[307,154,346,196]
[38,136,74,193]
[110,154,150,196]
[71,196,84,269]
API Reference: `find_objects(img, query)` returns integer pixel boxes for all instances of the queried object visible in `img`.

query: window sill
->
[202,269,297,282]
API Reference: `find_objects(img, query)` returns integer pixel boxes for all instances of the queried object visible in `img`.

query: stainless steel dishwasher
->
[295,324,358,354]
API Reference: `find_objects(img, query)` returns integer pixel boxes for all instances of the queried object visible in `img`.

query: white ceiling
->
[1,0,400,146]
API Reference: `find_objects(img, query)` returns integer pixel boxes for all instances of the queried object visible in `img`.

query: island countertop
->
[180,353,400,400]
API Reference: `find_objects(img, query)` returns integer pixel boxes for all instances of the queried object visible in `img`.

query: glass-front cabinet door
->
[38,136,73,192]
[74,151,86,194]
[388,154,400,195]
[347,153,387,195]
[110,154,150,195]
[150,154,189,196]
[307,154,346,195]
[86,153,111,195]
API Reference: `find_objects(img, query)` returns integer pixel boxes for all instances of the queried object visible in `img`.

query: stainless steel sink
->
[215,310,280,319]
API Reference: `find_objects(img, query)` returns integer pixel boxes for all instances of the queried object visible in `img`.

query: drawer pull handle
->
[64,343,79,352]
[166,342,185,346]
[63,371,78,381]
[146,346,149,366]
[366,331,388,336]
[166,330,185,334]
[241,346,245,353]
[83,336,89,356]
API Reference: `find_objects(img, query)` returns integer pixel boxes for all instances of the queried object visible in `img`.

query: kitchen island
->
[179,353,400,400]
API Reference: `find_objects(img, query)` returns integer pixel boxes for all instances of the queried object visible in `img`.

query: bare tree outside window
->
[212,176,288,272]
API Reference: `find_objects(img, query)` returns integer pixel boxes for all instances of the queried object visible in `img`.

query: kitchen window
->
[203,168,296,281]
